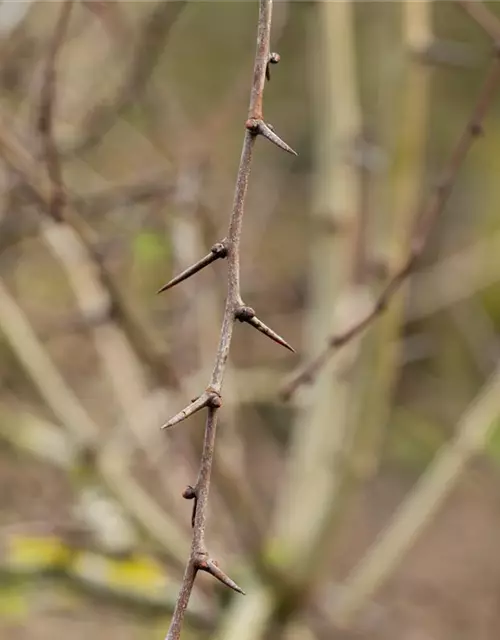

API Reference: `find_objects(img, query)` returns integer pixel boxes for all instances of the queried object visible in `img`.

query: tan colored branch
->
[332,365,500,628]
[0,279,187,562]
[346,0,434,483]
[270,0,362,582]
[283,32,500,398]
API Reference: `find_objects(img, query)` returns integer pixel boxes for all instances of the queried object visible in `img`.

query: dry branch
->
[282,8,500,399]
[325,5,500,627]
[0,101,179,392]
[332,364,500,628]
[38,0,74,221]
[66,0,187,156]
[0,278,188,562]
[163,1,296,637]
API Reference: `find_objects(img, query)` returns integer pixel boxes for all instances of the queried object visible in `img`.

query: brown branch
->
[457,0,500,41]
[66,0,187,157]
[0,27,180,391]
[37,0,74,222]
[164,1,295,637]
[281,5,500,401]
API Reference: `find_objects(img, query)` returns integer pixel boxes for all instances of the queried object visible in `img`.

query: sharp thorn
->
[161,392,214,429]
[198,557,246,595]
[248,315,295,352]
[157,241,228,294]
[235,306,295,353]
[258,121,297,156]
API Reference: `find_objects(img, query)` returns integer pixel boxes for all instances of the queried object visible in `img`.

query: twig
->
[0,520,211,623]
[457,0,500,41]
[164,1,295,637]
[332,364,500,628]
[37,0,74,222]
[65,1,187,157]
[282,15,500,400]
[0,278,189,563]
[0,106,181,392]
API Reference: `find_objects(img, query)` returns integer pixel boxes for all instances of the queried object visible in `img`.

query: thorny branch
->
[281,0,500,401]
[161,1,296,637]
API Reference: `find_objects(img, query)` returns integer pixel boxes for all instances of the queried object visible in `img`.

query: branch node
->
[195,555,246,595]
[182,485,196,500]
[266,51,280,80]
[210,239,229,257]
[469,121,484,137]
[182,485,198,528]
[234,305,256,322]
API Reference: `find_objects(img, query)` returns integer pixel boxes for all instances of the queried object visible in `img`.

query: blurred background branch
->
[2,2,500,640]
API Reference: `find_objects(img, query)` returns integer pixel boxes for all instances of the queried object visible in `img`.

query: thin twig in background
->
[282,3,500,400]
[345,0,434,484]
[0,107,180,391]
[65,0,187,157]
[38,0,160,467]
[331,363,500,629]
[37,0,74,221]
[162,1,296,637]
[0,278,189,563]
[37,1,180,387]
[457,0,500,41]
[324,2,500,629]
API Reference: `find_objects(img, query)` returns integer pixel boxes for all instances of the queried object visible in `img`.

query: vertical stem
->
[270,0,362,582]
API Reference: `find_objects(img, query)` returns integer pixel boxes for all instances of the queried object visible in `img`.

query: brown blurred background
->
[2,1,500,639]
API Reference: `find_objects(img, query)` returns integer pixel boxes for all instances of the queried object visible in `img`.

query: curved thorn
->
[197,557,246,595]
[157,241,228,293]
[161,392,219,429]
[258,121,297,156]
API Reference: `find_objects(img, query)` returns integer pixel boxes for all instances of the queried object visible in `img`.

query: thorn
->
[245,119,297,156]
[161,391,222,429]
[235,306,295,353]
[266,51,280,81]
[196,556,246,595]
[157,240,228,293]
